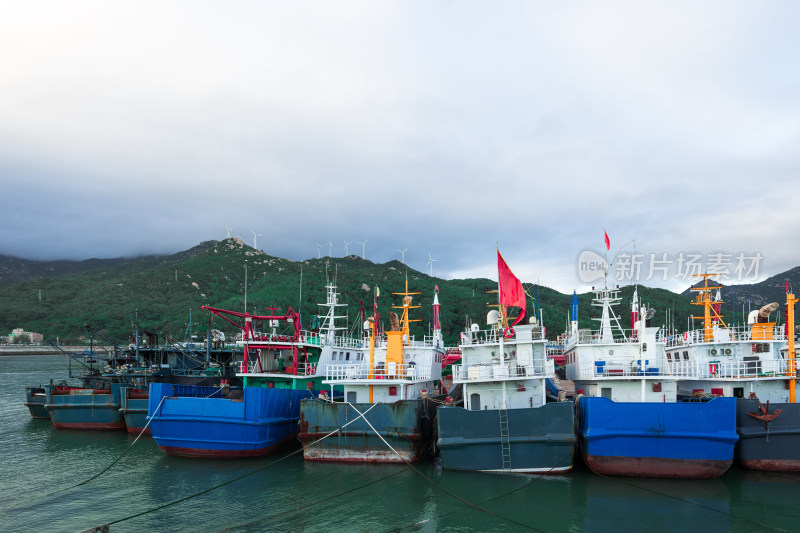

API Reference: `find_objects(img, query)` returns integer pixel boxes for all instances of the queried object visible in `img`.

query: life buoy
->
[682,332,688,341]
[710,363,718,375]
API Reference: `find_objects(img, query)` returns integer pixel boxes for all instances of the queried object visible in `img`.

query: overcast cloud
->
[1,1,797,292]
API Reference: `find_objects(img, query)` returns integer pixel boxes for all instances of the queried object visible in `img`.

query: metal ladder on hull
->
[499,408,511,471]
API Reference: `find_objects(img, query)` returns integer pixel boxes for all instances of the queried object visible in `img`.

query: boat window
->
[666,353,672,361]
[601,387,612,399]
[346,352,350,361]
[683,351,689,360]
[346,391,357,403]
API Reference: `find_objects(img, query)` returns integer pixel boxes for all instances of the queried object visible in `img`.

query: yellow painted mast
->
[787,289,797,403]
[392,277,421,346]
[690,273,728,342]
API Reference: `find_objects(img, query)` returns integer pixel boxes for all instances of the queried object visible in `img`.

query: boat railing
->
[238,360,318,376]
[573,357,797,379]
[546,346,564,357]
[567,328,664,347]
[451,360,552,381]
[667,358,796,379]
[461,327,546,346]
[573,358,670,379]
[666,325,787,347]
[325,363,431,381]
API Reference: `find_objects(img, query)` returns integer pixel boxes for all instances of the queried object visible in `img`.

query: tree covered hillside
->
[0,239,719,346]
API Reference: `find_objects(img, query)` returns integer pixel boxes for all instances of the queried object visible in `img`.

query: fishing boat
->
[666,275,799,471]
[147,282,354,457]
[46,382,128,429]
[27,318,235,431]
[24,385,51,419]
[117,334,242,433]
[567,274,738,478]
[39,339,155,429]
[436,251,575,473]
[298,280,444,463]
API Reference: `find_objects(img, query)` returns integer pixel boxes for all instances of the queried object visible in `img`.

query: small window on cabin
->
[683,351,689,360]
[346,352,350,361]
[389,386,397,396]
[609,349,614,356]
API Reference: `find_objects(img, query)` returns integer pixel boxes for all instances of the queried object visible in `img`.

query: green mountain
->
[0,238,779,346]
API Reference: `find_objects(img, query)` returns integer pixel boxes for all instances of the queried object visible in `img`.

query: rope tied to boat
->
[86,402,382,530]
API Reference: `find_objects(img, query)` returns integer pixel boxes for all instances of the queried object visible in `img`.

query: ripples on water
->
[2,355,798,533]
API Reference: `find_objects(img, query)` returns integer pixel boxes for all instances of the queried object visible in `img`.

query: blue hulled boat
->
[148,383,312,457]
[148,283,352,458]
[567,284,738,478]
[667,276,800,471]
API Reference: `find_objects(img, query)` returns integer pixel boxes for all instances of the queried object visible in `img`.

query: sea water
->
[1,355,797,533]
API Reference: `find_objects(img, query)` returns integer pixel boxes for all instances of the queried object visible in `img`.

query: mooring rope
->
[573,397,789,532]
[2,395,168,514]
[591,469,790,533]
[390,447,575,533]
[344,402,548,533]
[216,467,408,532]
[91,402,380,530]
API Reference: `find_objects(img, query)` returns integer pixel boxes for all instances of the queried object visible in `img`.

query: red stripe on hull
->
[740,459,800,472]
[158,435,294,458]
[585,454,731,478]
[126,427,152,435]
[52,421,126,430]
[302,454,419,464]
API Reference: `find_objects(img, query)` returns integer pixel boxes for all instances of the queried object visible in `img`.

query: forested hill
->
[1,238,783,346]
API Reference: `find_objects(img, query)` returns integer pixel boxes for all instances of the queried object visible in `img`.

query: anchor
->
[747,400,782,441]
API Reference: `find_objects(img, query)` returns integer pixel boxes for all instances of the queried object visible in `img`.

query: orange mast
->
[690,274,728,342]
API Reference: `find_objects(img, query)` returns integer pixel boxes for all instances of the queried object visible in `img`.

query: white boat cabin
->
[564,287,676,403]
[453,318,554,411]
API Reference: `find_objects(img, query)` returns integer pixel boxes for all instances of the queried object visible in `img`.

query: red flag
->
[497,251,526,326]
[604,230,610,251]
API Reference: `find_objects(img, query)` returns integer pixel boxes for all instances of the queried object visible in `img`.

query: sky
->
[1,1,798,293]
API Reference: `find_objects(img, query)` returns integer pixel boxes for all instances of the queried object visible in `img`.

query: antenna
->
[398,248,408,264]
[426,252,437,276]
[225,226,233,238]
[343,240,351,256]
[251,230,263,250]
[358,239,368,259]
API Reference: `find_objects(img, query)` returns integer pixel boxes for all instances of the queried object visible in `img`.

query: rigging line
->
[758,471,800,482]
[88,402,380,530]
[1,395,168,514]
[592,469,789,532]
[217,467,407,532]
[346,402,547,533]
[391,448,575,533]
